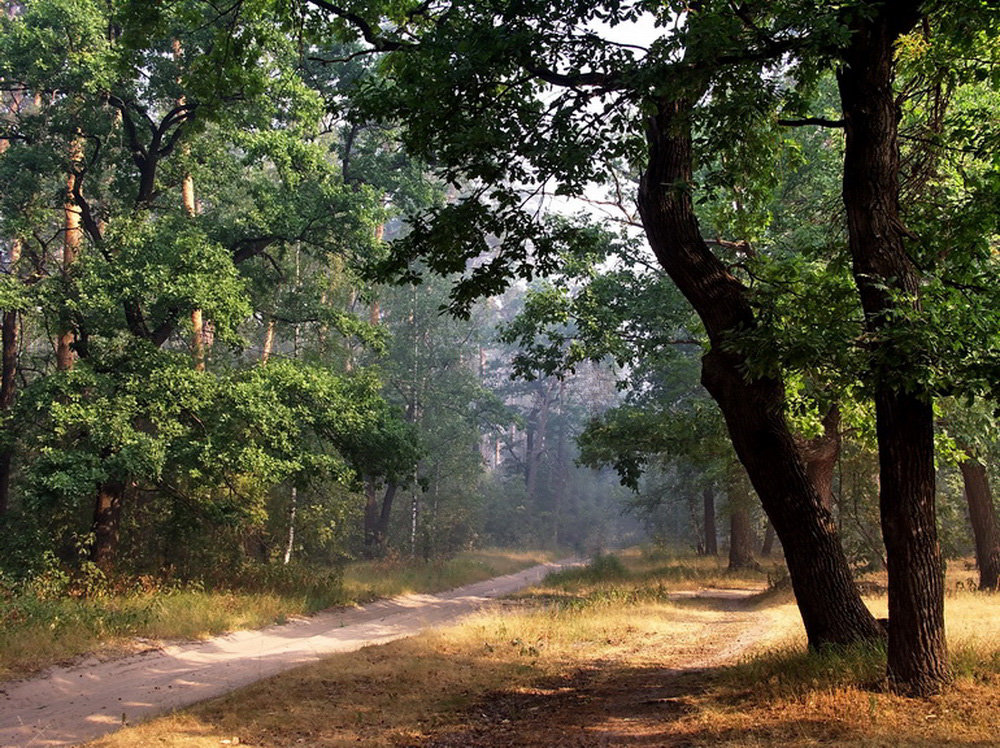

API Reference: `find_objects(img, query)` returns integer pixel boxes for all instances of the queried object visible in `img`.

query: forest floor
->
[84,550,1000,747]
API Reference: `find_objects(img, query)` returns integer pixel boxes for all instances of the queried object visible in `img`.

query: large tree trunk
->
[959,457,1000,591]
[637,95,881,648]
[838,5,949,696]
[703,486,717,556]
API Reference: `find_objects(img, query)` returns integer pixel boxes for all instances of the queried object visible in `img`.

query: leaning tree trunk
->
[637,93,881,648]
[958,456,1000,591]
[838,3,949,695]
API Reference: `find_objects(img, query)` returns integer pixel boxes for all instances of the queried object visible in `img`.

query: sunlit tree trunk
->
[283,487,297,565]
[175,39,206,371]
[261,318,276,365]
[57,142,83,371]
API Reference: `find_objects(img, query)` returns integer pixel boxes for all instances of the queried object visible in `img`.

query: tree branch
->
[777,117,845,128]
[306,0,405,51]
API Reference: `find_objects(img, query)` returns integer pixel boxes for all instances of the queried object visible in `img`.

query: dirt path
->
[0,560,579,748]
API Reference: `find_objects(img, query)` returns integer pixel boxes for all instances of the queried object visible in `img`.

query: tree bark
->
[797,406,841,510]
[261,318,276,365]
[181,159,206,371]
[958,457,1000,591]
[727,462,757,570]
[191,307,205,371]
[637,95,881,648]
[838,3,949,696]
[703,485,717,556]
[57,147,82,371]
[0,308,16,515]
[91,479,125,571]
[0,237,20,515]
[363,480,398,556]
[283,486,297,565]
[761,522,776,557]
[377,482,398,543]
[363,477,381,554]
[729,504,756,570]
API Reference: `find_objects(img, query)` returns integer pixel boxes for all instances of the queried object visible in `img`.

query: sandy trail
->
[0,560,579,748]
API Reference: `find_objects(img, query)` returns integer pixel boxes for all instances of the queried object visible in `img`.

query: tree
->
[0,0,412,574]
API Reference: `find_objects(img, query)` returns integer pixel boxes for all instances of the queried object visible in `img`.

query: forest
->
[1,0,1000,745]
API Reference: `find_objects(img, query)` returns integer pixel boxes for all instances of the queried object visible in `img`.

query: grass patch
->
[0,583,342,681]
[341,548,555,602]
[1,548,553,681]
[89,548,1000,748]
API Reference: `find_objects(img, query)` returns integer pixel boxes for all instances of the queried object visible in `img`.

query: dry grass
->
[1,549,552,681]
[88,550,1000,748]
[341,548,556,601]
[0,590,319,681]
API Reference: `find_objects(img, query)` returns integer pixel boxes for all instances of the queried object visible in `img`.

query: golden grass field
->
[88,549,1000,747]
